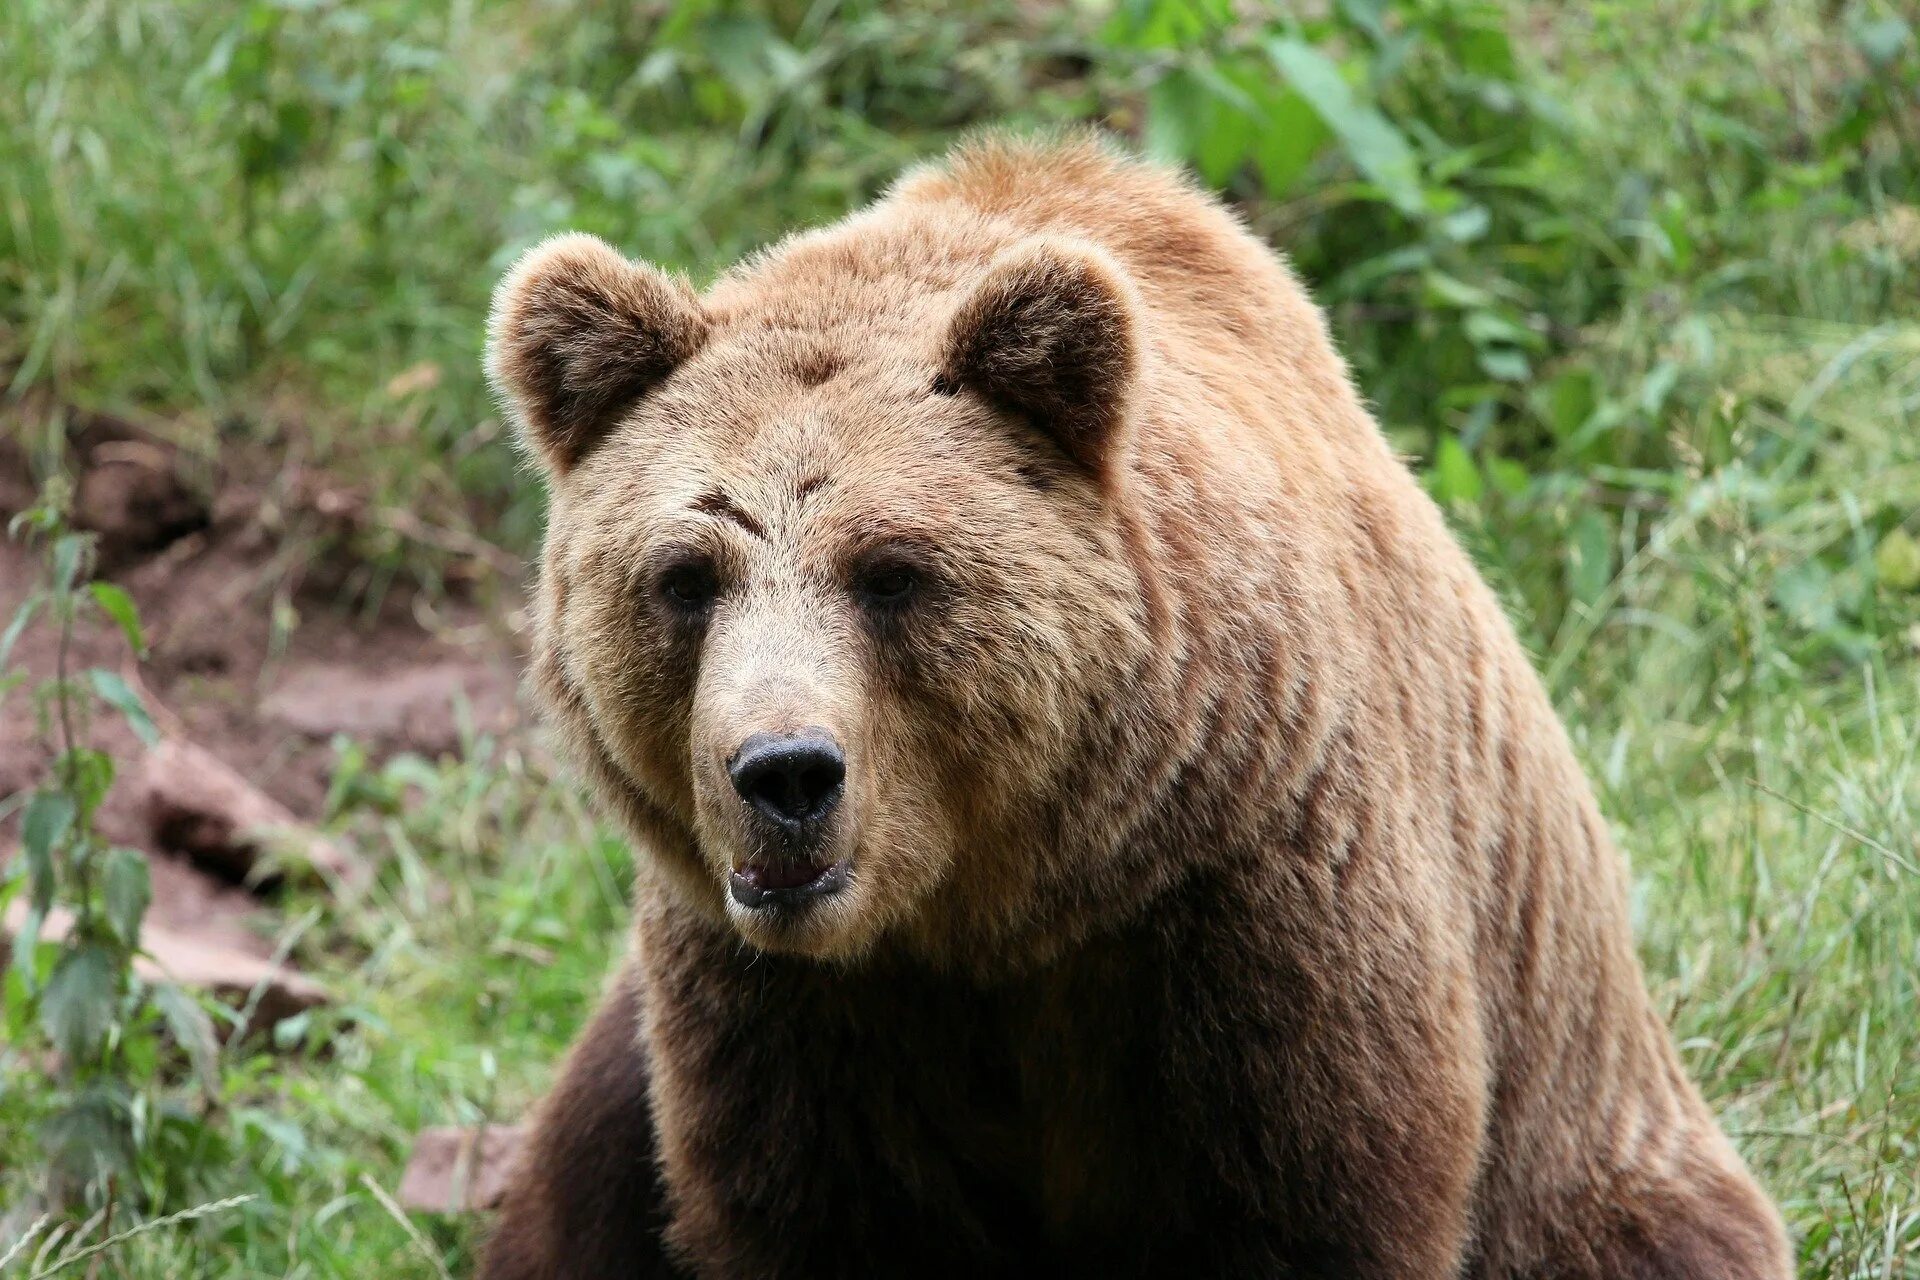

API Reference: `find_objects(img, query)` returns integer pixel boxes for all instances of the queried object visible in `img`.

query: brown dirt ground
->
[1,409,528,989]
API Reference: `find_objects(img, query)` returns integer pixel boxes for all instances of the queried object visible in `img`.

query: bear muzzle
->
[724,728,851,910]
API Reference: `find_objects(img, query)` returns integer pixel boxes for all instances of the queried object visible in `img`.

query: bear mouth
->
[728,856,851,910]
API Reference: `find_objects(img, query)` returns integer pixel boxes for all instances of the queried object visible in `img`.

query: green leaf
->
[1566,510,1614,606]
[1486,456,1531,498]
[1247,81,1332,198]
[1538,369,1598,440]
[10,905,45,990]
[51,534,89,592]
[1266,38,1424,216]
[1422,270,1494,310]
[102,847,151,946]
[155,982,222,1097]
[87,669,159,746]
[1190,72,1259,187]
[1145,66,1211,167]
[88,582,147,656]
[1875,528,1920,592]
[42,1086,136,1189]
[1452,13,1517,79]
[58,748,117,821]
[1430,436,1483,504]
[42,942,120,1062]
[0,593,40,667]
[1464,309,1544,351]
[22,789,76,861]
[22,791,76,912]
[1476,347,1532,382]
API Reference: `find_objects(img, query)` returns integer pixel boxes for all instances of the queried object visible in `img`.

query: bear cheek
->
[554,577,705,819]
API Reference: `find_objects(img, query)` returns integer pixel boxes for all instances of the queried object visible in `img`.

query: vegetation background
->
[1,0,1917,1274]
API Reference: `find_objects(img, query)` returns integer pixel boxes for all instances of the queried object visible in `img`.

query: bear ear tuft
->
[487,233,709,475]
[939,237,1141,477]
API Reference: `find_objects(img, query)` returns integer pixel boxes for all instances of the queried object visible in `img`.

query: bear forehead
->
[565,359,1023,531]
[701,209,1028,338]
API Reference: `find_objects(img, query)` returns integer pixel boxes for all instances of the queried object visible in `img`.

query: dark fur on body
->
[478,138,1790,1279]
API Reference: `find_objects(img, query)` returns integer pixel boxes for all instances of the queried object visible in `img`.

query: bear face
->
[491,232,1155,960]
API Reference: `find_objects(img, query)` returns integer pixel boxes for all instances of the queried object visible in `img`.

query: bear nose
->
[727,730,845,834]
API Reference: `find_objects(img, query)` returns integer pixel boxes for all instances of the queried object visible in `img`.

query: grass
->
[3,0,1918,1275]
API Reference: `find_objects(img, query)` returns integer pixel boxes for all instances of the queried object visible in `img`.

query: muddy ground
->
[0,412,529,1012]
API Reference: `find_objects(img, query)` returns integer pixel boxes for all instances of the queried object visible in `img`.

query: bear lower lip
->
[729,857,850,909]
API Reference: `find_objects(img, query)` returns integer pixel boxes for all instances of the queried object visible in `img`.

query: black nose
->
[728,730,845,834]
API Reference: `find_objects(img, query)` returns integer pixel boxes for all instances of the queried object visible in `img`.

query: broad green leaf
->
[1430,436,1483,504]
[1486,456,1531,498]
[87,668,159,746]
[22,791,76,911]
[88,582,147,656]
[42,942,119,1062]
[1188,63,1259,186]
[154,982,222,1096]
[1248,83,1331,198]
[58,747,116,821]
[1145,67,1211,167]
[1266,38,1424,216]
[42,1087,136,1189]
[22,789,76,860]
[102,846,151,946]
[1538,369,1598,440]
[1452,11,1517,79]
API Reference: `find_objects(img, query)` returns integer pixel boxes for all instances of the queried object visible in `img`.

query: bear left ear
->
[487,233,710,475]
[938,237,1141,477]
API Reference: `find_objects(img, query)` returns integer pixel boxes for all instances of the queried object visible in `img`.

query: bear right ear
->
[487,233,709,475]
[938,237,1141,480]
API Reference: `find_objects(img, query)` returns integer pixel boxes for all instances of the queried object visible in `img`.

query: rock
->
[262,659,519,757]
[397,1125,526,1213]
[137,738,370,888]
[2,897,328,1034]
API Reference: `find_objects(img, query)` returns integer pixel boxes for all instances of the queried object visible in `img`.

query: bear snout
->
[726,728,846,835]
[723,730,853,911]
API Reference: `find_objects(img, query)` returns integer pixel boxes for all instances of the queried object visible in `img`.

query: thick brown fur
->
[478,135,1791,1279]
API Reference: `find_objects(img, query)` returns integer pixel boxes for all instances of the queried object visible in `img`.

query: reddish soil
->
[0,410,528,1002]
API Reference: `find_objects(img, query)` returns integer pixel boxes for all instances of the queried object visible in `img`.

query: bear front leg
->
[478,964,683,1280]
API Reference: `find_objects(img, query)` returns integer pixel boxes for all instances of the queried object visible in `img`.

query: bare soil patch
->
[1,411,528,1020]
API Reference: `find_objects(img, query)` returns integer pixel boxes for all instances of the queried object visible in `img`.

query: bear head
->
[489,228,1156,961]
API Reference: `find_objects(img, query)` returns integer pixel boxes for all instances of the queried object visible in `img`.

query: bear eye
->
[853,563,919,611]
[658,559,720,612]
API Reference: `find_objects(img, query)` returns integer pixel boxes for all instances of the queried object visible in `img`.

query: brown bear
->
[476,135,1791,1279]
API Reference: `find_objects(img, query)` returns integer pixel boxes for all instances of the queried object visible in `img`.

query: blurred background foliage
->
[2,0,1918,1275]
[2,0,1916,649]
